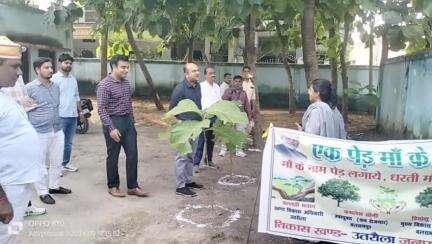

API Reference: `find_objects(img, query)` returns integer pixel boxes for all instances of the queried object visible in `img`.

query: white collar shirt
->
[200,80,221,110]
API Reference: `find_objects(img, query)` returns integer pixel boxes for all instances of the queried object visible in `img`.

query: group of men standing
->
[170,62,256,197]
[0,36,81,242]
[0,39,257,241]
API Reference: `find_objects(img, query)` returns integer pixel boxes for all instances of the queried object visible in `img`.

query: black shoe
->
[40,194,55,204]
[49,187,72,194]
[186,182,204,189]
[176,187,197,197]
[206,161,217,168]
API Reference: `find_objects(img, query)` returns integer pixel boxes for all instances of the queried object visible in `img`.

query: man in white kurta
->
[0,36,44,244]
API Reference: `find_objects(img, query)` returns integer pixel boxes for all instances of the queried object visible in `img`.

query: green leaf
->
[205,100,249,124]
[212,122,247,152]
[382,11,403,25]
[387,26,406,51]
[164,99,203,120]
[249,0,263,5]
[358,0,376,11]
[421,1,432,18]
[402,25,424,39]
[170,119,210,154]
[143,0,158,10]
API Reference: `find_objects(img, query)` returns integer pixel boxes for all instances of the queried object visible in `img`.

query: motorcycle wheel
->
[76,119,89,134]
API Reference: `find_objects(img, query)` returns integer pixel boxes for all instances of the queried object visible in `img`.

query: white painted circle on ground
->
[176,204,241,228]
[217,174,256,186]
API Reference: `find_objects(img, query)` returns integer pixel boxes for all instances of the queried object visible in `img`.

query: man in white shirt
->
[219,72,231,96]
[51,53,82,172]
[193,66,221,172]
[0,36,44,244]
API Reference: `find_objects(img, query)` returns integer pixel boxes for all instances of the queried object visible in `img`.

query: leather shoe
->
[127,187,148,197]
[108,187,126,197]
[49,187,72,194]
[40,194,55,204]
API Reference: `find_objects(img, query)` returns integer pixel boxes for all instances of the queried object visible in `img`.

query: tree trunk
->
[376,29,389,125]
[244,14,263,148]
[124,23,165,111]
[100,27,108,80]
[329,27,338,90]
[368,20,374,94]
[275,20,296,114]
[283,56,296,114]
[337,201,341,207]
[301,0,319,85]
[340,14,352,123]
[187,37,194,62]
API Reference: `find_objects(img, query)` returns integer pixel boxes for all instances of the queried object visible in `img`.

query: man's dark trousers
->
[102,115,138,189]
[193,118,216,166]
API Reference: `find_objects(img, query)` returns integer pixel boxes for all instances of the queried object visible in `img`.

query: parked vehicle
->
[76,98,93,134]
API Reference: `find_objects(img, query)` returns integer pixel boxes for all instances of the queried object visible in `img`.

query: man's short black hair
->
[109,54,129,69]
[33,57,53,72]
[204,66,215,75]
[224,73,231,78]
[233,75,242,81]
[242,65,251,71]
[58,53,74,63]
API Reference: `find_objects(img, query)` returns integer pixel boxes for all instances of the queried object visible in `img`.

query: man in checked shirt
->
[97,54,148,198]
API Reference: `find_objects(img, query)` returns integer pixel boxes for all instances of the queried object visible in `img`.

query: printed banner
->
[258,127,432,244]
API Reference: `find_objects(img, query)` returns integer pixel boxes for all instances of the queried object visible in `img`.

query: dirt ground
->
[16,99,386,244]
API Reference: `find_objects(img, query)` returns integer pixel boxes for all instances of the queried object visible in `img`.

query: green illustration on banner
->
[370,186,406,214]
[272,176,315,202]
[415,187,432,208]
[318,179,360,207]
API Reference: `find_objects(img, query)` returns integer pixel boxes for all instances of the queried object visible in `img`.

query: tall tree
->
[146,0,216,62]
[244,14,264,148]
[340,12,355,122]
[301,0,319,85]
[212,0,267,148]
[100,27,108,80]
[81,0,165,110]
[262,0,304,114]
[329,25,339,89]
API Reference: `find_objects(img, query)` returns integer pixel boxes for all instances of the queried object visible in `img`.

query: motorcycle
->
[76,98,93,134]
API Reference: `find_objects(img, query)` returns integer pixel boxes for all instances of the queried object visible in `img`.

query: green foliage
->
[416,187,432,208]
[318,179,360,207]
[44,2,83,28]
[205,100,249,124]
[413,0,432,18]
[161,99,248,155]
[212,121,247,152]
[346,81,379,108]
[95,30,164,59]
[163,99,203,120]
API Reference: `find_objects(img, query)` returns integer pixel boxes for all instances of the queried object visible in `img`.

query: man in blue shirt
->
[52,53,83,172]
[26,58,72,205]
[169,63,204,197]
